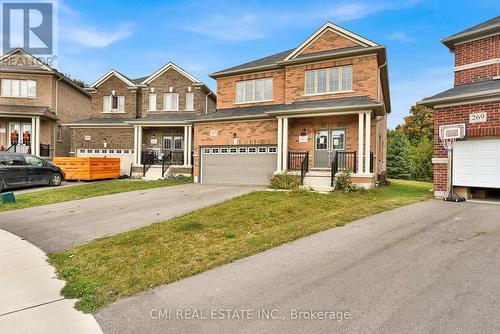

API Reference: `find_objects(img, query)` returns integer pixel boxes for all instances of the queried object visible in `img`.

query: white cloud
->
[388,31,414,42]
[182,0,423,42]
[60,24,133,48]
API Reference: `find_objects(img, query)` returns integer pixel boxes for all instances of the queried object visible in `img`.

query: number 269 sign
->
[469,112,487,123]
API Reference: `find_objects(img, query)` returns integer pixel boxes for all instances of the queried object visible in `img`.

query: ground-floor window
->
[9,122,31,146]
[163,135,183,151]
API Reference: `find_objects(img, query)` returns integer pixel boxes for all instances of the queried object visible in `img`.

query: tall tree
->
[397,104,434,145]
[387,130,414,180]
[65,73,88,88]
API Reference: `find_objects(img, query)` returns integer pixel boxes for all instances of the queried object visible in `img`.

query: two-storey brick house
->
[420,16,500,198]
[66,62,216,176]
[0,48,90,158]
[192,22,390,190]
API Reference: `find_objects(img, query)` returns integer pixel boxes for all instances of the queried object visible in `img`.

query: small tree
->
[411,136,434,181]
[387,130,414,179]
[398,104,434,145]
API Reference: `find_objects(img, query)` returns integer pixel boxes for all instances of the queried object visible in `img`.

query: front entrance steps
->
[303,170,333,193]
[143,166,164,180]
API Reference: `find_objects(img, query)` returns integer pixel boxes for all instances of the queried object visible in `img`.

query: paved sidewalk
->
[0,229,102,333]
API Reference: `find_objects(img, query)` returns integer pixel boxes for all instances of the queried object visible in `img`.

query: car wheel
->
[49,173,63,186]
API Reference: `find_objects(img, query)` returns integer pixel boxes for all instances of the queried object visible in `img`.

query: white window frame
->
[185,92,194,111]
[212,147,220,154]
[268,147,277,154]
[103,95,125,113]
[229,147,238,154]
[163,92,179,111]
[258,147,267,154]
[203,147,211,154]
[149,93,157,111]
[304,65,353,96]
[220,148,229,154]
[1,79,36,98]
[248,147,257,154]
[235,78,273,104]
[238,147,247,154]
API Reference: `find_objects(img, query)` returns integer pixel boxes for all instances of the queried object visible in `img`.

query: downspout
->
[377,61,387,103]
[54,76,62,157]
[376,61,387,179]
[205,91,212,114]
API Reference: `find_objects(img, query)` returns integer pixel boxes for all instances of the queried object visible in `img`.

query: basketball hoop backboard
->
[439,123,466,140]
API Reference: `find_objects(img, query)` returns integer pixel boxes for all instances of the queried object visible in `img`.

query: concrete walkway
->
[96,200,500,334]
[0,229,102,333]
[0,183,258,253]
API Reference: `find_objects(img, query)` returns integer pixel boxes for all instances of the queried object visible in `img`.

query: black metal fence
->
[331,151,357,186]
[288,152,308,170]
[40,144,50,157]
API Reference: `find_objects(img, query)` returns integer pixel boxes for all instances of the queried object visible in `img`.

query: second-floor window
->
[305,65,353,95]
[149,93,157,111]
[1,79,36,98]
[235,78,272,103]
[103,95,125,113]
[163,93,179,111]
[185,92,194,111]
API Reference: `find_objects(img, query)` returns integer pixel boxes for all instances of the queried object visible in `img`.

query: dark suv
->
[0,152,65,192]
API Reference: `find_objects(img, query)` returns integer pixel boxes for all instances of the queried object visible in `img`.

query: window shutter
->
[103,96,111,112]
[118,96,125,111]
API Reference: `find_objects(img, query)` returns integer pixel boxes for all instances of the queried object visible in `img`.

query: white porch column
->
[276,118,283,171]
[357,112,364,174]
[35,117,41,156]
[183,126,189,166]
[282,117,288,171]
[137,126,143,165]
[133,126,139,165]
[364,112,372,174]
[187,125,192,166]
[30,117,36,154]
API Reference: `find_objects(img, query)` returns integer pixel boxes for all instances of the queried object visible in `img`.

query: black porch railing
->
[6,143,30,154]
[143,150,186,177]
[287,151,309,184]
[142,151,156,176]
[330,151,374,186]
[40,144,50,157]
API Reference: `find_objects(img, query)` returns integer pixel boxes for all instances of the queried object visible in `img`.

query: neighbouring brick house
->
[192,22,390,190]
[0,48,91,158]
[420,16,500,199]
[65,63,216,176]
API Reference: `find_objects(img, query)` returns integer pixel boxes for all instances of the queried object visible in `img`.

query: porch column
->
[282,117,288,171]
[183,126,189,166]
[357,112,364,174]
[133,126,139,165]
[276,118,283,171]
[30,117,36,154]
[364,112,372,174]
[187,125,192,166]
[137,126,143,165]
[35,117,41,156]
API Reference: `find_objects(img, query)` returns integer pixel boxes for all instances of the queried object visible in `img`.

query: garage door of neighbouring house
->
[77,148,134,176]
[454,139,500,188]
[201,146,277,186]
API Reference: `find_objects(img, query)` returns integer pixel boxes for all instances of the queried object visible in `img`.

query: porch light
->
[103,138,107,148]
[300,128,307,137]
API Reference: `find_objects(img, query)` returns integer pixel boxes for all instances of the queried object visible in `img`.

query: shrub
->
[335,170,359,192]
[269,172,301,190]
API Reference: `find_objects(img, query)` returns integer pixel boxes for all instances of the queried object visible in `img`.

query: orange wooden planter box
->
[53,157,121,181]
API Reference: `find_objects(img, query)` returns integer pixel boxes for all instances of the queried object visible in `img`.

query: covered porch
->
[0,106,57,158]
[271,108,381,190]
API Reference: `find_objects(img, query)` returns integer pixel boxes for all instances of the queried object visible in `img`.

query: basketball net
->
[440,137,465,202]
[442,138,456,152]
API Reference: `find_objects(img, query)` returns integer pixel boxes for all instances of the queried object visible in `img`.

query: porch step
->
[303,173,334,193]
[143,166,164,180]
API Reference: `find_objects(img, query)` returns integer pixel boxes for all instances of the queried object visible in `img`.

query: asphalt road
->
[0,184,257,253]
[96,199,500,334]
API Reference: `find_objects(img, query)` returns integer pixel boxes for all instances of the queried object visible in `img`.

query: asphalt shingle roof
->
[442,16,500,49]
[67,118,133,125]
[132,112,197,122]
[421,79,500,104]
[211,49,294,76]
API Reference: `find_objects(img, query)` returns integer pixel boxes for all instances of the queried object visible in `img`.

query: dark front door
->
[314,129,346,168]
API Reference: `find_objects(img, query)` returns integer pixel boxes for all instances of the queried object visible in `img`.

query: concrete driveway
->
[95,200,500,334]
[0,184,257,253]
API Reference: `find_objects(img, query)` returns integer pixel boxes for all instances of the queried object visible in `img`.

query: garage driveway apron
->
[0,183,258,253]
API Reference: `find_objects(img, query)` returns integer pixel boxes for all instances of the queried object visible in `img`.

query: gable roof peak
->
[140,61,201,85]
[90,69,136,88]
[284,21,379,61]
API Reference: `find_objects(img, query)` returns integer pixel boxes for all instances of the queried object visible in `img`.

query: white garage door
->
[454,139,500,188]
[77,148,134,176]
[201,146,277,186]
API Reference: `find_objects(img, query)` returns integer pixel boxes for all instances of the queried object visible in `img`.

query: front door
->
[8,122,31,153]
[163,135,184,164]
[314,129,346,168]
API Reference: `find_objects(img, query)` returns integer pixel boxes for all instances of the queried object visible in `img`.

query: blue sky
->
[55,0,499,128]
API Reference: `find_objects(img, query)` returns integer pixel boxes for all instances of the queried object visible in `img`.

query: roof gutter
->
[418,88,500,107]
[265,103,384,117]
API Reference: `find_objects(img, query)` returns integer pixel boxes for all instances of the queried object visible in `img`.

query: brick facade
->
[70,127,134,152]
[90,75,139,120]
[0,51,90,157]
[300,30,358,54]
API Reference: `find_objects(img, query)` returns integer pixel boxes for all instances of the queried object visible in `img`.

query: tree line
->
[387,105,434,181]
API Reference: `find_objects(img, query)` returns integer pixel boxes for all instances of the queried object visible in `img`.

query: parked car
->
[0,152,65,192]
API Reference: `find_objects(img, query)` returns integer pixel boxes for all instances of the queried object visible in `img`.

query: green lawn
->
[0,178,191,212]
[49,179,432,313]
